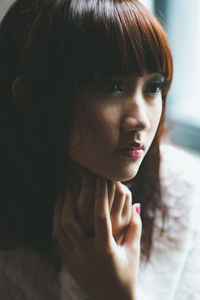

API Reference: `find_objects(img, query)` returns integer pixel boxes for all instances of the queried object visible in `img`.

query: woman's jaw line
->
[67,158,139,184]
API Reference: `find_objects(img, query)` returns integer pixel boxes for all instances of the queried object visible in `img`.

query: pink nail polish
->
[136,203,141,215]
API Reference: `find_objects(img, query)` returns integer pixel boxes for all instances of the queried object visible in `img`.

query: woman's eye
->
[144,82,164,96]
[101,79,124,94]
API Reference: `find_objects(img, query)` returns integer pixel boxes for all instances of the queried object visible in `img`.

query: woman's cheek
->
[150,100,162,130]
[89,104,122,141]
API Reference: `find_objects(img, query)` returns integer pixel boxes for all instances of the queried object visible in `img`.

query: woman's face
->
[68,72,163,182]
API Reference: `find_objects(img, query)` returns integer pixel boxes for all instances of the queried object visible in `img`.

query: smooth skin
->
[53,177,141,300]
[68,72,163,181]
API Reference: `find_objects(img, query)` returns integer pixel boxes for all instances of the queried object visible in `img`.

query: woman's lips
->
[116,148,144,158]
[116,143,145,159]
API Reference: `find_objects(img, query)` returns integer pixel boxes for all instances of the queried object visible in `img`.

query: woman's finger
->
[108,182,132,243]
[61,187,87,247]
[107,180,116,211]
[77,172,95,234]
[122,192,132,221]
[110,182,128,217]
[94,177,113,247]
[52,195,73,254]
[123,203,142,249]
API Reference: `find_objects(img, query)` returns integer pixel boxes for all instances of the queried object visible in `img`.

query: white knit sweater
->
[0,144,199,300]
[136,145,200,300]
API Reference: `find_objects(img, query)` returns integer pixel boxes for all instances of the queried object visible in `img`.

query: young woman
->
[0,0,200,299]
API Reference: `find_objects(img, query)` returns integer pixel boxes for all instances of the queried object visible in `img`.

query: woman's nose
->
[121,95,151,133]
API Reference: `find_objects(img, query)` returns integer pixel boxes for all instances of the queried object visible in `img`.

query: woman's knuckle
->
[117,182,132,198]
[122,184,131,197]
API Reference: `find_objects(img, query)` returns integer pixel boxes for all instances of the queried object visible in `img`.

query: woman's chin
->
[102,167,139,182]
[70,160,140,183]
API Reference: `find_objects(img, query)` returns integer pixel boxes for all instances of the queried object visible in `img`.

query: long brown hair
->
[0,0,173,258]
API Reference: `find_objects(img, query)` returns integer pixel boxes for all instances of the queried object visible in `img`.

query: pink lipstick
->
[116,141,145,159]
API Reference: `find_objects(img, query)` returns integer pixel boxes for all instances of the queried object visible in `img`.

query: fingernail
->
[135,203,141,215]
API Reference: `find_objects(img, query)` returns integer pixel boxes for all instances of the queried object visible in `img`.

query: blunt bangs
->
[65,0,172,88]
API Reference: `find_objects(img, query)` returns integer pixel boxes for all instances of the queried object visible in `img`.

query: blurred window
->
[154,0,200,155]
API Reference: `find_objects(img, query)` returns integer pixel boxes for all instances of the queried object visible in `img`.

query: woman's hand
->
[75,171,132,244]
[52,177,142,300]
